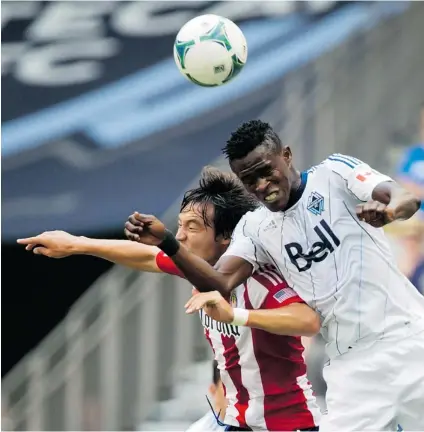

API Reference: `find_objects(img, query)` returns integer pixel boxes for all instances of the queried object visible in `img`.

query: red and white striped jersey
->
[156,252,321,431]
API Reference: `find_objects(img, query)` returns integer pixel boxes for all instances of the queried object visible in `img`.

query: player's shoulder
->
[321,153,365,172]
[237,205,271,231]
[306,154,366,183]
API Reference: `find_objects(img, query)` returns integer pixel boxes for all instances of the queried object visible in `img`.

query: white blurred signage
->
[2,1,337,86]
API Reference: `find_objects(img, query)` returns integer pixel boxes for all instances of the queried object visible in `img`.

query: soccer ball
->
[173,14,248,87]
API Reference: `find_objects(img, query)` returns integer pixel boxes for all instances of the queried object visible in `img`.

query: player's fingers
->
[185,293,210,312]
[26,244,36,251]
[365,209,377,222]
[33,247,49,256]
[185,293,200,309]
[17,236,41,245]
[384,207,395,222]
[135,213,155,224]
[134,212,148,222]
[128,214,142,226]
[355,204,365,220]
[369,201,383,220]
[124,228,140,242]
[371,203,388,224]
[125,222,136,233]
[125,221,144,234]
[186,298,207,314]
[185,299,198,313]
[359,203,374,222]
[376,202,387,213]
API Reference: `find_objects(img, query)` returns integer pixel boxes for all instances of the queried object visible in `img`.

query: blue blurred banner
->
[2,1,322,124]
[2,1,407,241]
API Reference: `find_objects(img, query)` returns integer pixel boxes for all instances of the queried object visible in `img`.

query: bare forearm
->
[246,305,320,337]
[170,243,253,296]
[78,238,161,272]
[171,245,234,295]
[373,181,421,221]
[389,192,421,221]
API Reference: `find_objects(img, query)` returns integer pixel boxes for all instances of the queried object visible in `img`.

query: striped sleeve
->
[325,153,393,201]
[251,266,304,309]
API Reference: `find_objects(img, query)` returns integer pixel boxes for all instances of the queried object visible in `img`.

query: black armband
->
[158,229,180,256]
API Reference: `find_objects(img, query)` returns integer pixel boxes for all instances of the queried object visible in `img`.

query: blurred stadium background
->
[2,1,424,430]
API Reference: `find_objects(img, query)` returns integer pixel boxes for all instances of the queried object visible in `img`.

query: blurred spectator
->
[82,396,102,431]
[385,217,424,295]
[186,360,227,432]
[303,336,328,413]
[387,104,424,294]
[396,105,424,220]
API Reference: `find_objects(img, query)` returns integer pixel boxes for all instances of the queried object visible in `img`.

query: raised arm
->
[17,230,163,273]
[124,212,253,296]
[326,154,421,227]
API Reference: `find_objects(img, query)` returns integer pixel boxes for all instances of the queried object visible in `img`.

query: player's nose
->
[175,228,187,242]
[255,178,269,194]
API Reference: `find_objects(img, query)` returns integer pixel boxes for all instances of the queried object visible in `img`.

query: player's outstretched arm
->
[125,212,253,296]
[17,230,163,273]
[185,291,320,337]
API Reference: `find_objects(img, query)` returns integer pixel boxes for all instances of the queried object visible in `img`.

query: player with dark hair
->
[18,166,321,431]
[124,120,424,431]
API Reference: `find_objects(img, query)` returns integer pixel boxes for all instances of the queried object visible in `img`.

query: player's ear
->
[216,233,231,247]
[283,146,292,167]
[222,236,231,246]
[209,383,217,396]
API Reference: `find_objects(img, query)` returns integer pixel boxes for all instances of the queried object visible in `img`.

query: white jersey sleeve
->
[222,212,270,271]
[325,153,393,202]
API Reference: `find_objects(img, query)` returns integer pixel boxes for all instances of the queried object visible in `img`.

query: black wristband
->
[158,229,180,256]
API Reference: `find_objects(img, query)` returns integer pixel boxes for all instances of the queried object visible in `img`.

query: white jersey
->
[224,153,424,359]
[186,411,225,432]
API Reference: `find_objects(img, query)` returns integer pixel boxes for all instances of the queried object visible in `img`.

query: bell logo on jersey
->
[285,220,340,272]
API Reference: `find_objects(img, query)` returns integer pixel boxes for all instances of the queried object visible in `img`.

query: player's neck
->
[284,170,306,211]
[290,170,302,192]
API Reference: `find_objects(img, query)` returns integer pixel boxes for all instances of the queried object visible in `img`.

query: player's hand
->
[356,201,395,228]
[124,212,166,246]
[185,290,234,323]
[16,230,81,258]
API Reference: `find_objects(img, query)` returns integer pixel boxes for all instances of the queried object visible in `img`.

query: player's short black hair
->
[180,166,258,239]
[222,119,283,162]
[212,360,220,385]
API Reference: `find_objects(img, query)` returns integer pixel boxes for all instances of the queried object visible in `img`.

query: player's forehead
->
[232,147,276,177]
[179,202,215,227]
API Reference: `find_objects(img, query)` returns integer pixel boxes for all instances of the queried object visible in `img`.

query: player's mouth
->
[264,191,279,203]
